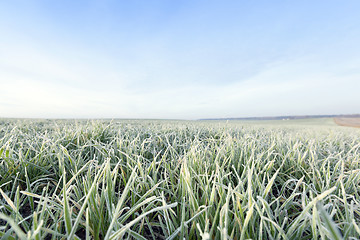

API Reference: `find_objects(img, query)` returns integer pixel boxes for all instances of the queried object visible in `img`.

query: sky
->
[1,0,359,119]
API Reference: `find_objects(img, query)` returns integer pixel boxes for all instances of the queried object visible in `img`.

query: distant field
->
[232,117,337,127]
[334,117,360,128]
[0,119,359,239]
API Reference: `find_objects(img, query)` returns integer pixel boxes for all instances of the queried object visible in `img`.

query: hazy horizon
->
[1,113,359,121]
[1,1,360,120]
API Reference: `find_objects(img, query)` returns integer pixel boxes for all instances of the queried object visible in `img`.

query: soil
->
[334,118,360,128]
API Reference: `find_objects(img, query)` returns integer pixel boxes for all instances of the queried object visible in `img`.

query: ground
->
[334,117,360,128]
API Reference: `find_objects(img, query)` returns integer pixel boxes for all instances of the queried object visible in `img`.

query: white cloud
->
[1,32,359,119]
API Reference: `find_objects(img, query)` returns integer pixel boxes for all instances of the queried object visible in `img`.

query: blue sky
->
[1,1,359,119]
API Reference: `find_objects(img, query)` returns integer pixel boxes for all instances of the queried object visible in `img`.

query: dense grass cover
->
[0,119,360,239]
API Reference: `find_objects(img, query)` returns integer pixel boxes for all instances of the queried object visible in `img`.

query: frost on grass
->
[0,119,359,239]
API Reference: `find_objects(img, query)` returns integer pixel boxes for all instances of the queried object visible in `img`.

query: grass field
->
[0,119,360,239]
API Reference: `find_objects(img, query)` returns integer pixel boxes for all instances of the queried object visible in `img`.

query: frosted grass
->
[0,119,359,239]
